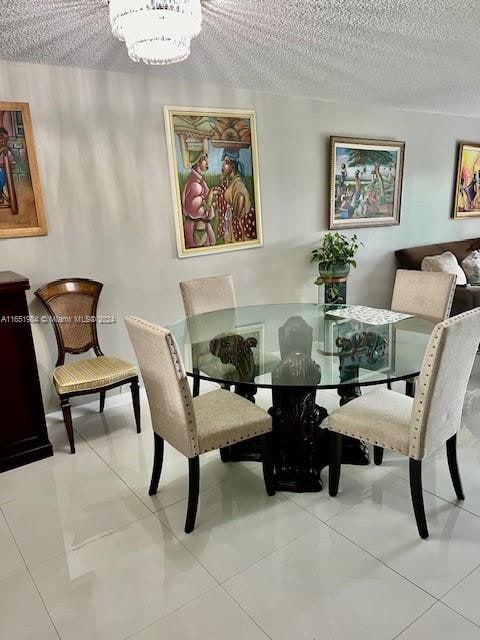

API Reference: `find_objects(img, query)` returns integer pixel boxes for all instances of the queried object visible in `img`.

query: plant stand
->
[319,275,348,305]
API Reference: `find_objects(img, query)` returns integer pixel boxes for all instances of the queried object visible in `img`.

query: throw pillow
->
[421,251,467,286]
[461,250,480,285]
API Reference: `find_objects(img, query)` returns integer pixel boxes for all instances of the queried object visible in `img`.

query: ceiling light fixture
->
[109,1,202,66]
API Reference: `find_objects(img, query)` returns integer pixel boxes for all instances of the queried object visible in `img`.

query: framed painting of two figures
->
[164,106,263,258]
[0,102,47,239]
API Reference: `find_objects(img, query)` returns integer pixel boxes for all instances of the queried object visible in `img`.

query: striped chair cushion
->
[53,356,137,394]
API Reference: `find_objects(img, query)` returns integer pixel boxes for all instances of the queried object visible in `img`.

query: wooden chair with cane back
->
[35,278,140,453]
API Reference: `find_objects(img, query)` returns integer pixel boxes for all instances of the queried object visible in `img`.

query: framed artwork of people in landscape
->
[0,102,47,239]
[164,106,263,258]
[453,142,480,219]
[329,136,405,230]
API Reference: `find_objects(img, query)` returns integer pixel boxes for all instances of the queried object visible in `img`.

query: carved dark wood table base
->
[213,318,369,492]
[268,386,328,492]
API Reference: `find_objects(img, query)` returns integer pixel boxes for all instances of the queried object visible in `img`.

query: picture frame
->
[453,141,480,219]
[329,136,405,230]
[0,102,47,239]
[164,106,263,258]
[321,316,395,382]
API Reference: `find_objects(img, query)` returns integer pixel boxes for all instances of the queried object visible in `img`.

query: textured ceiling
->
[1,0,480,117]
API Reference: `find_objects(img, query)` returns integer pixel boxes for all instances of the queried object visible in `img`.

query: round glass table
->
[168,303,435,492]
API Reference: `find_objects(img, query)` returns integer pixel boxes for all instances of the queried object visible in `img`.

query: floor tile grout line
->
[51,401,320,597]
[121,584,220,640]
[218,583,273,640]
[65,403,253,516]
[1,505,62,639]
[153,489,325,589]
[323,518,441,600]
[0,505,27,584]
[212,468,470,601]
[215,520,326,588]
[440,600,480,630]
[100,444,259,515]
[390,601,438,640]
[0,504,27,569]
[26,509,221,640]
[437,558,480,601]
[26,568,62,640]
[273,485,443,601]
[20,512,155,576]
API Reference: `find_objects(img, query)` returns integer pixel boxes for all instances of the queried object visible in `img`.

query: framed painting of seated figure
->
[164,106,263,258]
[0,102,47,239]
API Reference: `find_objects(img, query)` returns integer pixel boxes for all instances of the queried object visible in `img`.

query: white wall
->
[0,61,479,408]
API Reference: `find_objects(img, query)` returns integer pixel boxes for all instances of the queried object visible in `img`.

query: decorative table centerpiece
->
[311,232,361,304]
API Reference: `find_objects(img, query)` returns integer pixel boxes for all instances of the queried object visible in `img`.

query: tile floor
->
[2,383,480,640]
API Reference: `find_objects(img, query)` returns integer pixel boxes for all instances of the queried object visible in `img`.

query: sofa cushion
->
[421,251,467,285]
[461,250,480,285]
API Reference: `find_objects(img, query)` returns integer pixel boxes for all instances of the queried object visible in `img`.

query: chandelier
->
[109,1,202,66]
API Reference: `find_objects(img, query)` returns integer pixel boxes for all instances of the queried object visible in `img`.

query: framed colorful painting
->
[329,136,405,230]
[164,107,263,257]
[453,142,480,219]
[0,102,47,239]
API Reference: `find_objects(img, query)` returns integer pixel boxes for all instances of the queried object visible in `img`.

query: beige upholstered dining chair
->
[180,274,237,397]
[180,274,237,318]
[373,269,457,465]
[125,316,275,533]
[327,308,480,539]
[391,269,456,323]
[35,279,140,453]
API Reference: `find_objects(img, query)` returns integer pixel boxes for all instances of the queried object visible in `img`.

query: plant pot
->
[316,263,350,285]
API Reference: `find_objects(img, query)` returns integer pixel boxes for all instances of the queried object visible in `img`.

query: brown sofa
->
[395,237,480,316]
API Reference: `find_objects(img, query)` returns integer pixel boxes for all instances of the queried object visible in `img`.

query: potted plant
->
[311,232,361,304]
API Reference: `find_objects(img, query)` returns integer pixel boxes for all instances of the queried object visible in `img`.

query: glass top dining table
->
[168,303,435,493]
[168,303,435,390]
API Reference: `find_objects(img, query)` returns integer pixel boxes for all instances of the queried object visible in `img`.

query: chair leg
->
[409,458,429,539]
[192,368,200,397]
[149,433,164,496]
[219,446,230,462]
[99,390,106,413]
[130,377,141,433]
[329,431,342,496]
[446,434,464,500]
[261,433,276,496]
[60,397,75,454]
[374,445,384,466]
[387,380,392,390]
[185,457,200,534]
[406,379,416,398]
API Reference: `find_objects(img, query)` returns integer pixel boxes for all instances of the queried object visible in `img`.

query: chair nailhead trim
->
[328,427,409,456]
[126,316,200,457]
[409,307,480,459]
[201,425,272,454]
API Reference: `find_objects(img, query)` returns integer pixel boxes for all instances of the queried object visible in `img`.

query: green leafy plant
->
[311,232,362,286]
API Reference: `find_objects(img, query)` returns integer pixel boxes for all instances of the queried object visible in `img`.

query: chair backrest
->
[391,269,456,323]
[35,278,103,366]
[180,274,237,317]
[124,316,199,458]
[409,308,480,460]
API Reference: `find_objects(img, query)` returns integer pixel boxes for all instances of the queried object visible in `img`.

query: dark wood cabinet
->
[0,271,53,472]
